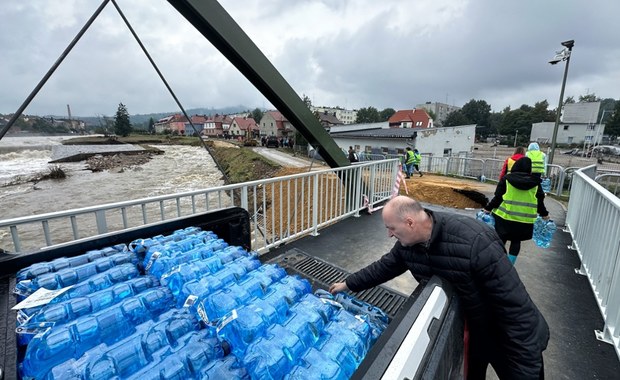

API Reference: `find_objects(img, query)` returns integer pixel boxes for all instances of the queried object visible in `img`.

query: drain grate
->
[265,248,408,318]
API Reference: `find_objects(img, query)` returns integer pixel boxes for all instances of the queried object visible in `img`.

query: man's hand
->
[329,282,349,294]
[542,215,550,220]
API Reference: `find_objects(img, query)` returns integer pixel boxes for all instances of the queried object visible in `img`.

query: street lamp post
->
[548,39,574,165]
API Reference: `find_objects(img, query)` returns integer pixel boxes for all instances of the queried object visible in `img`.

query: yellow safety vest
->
[493,183,538,224]
[413,153,421,164]
[405,151,415,164]
[526,150,545,174]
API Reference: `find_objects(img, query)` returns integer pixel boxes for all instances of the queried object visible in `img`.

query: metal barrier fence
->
[565,165,620,360]
[0,159,400,254]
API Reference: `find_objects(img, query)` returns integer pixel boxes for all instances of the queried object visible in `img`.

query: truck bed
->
[0,207,463,379]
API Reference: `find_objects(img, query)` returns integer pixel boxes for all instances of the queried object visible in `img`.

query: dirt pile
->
[399,175,490,209]
[86,153,153,172]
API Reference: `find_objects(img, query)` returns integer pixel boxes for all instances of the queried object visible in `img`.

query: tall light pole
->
[548,39,574,165]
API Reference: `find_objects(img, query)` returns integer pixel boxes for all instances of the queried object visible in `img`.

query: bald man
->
[330,196,549,379]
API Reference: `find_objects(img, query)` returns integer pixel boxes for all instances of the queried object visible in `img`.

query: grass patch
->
[208,144,281,184]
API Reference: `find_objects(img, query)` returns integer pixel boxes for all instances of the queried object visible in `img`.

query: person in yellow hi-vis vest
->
[483,157,549,264]
[499,146,525,180]
[526,142,547,179]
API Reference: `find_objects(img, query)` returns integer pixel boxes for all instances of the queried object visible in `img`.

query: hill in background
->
[79,105,252,129]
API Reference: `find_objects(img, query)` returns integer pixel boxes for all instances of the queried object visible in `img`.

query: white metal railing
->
[565,165,620,360]
[0,159,400,254]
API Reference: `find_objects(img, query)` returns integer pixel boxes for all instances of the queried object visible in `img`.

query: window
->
[416,121,423,127]
[563,125,569,130]
[585,135,593,141]
[586,124,596,131]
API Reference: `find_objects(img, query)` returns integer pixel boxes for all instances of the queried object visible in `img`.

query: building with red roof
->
[388,109,433,129]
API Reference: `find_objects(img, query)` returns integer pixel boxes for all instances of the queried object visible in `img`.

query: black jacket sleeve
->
[484,179,506,211]
[344,244,408,292]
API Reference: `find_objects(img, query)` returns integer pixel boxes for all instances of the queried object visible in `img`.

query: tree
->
[579,93,600,103]
[563,96,575,105]
[605,100,620,140]
[443,110,471,127]
[251,108,264,124]
[302,94,312,108]
[461,99,491,127]
[355,107,380,123]
[426,109,437,123]
[114,103,132,137]
[530,100,555,123]
[379,108,396,121]
[147,117,155,134]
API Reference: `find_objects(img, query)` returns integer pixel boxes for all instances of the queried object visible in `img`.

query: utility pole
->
[548,40,575,165]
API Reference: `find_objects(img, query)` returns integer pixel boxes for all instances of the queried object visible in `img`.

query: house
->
[311,106,357,124]
[388,109,433,129]
[184,115,208,136]
[154,114,187,134]
[316,111,343,131]
[530,102,604,145]
[259,111,295,138]
[229,116,259,138]
[203,114,233,137]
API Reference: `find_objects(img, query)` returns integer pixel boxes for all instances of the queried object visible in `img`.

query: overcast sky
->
[1,0,619,118]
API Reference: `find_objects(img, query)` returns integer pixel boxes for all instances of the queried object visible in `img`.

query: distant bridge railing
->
[565,165,620,361]
[0,159,400,254]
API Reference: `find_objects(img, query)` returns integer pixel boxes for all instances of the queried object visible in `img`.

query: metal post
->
[549,40,574,165]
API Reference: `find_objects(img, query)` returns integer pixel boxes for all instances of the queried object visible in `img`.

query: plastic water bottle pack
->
[14,226,391,380]
[476,210,495,227]
[533,216,557,248]
[16,243,128,282]
[541,177,552,193]
[14,251,138,301]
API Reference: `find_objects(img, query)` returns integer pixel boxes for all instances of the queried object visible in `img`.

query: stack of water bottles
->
[476,210,495,227]
[533,216,557,248]
[13,226,390,379]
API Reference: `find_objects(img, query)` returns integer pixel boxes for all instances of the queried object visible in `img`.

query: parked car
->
[266,136,279,148]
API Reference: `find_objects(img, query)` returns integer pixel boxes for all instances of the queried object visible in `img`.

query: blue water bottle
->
[241,324,305,379]
[45,308,201,379]
[476,210,495,227]
[199,355,248,379]
[534,217,556,248]
[541,177,552,193]
[286,347,346,380]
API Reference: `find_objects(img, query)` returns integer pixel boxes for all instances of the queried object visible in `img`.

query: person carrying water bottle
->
[483,156,549,264]
[526,142,547,180]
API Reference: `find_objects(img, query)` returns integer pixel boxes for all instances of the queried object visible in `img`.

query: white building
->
[530,122,605,146]
[310,106,357,124]
[530,102,604,145]
[330,124,476,158]
[416,102,461,127]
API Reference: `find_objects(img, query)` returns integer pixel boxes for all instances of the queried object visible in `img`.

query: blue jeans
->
[405,163,414,176]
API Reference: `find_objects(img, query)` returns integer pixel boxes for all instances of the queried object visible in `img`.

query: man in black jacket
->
[330,195,549,379]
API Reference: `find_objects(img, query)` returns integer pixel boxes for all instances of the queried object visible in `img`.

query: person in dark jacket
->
[484,157,549,264]
[330,195,549,379]
[348,146,359,163]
